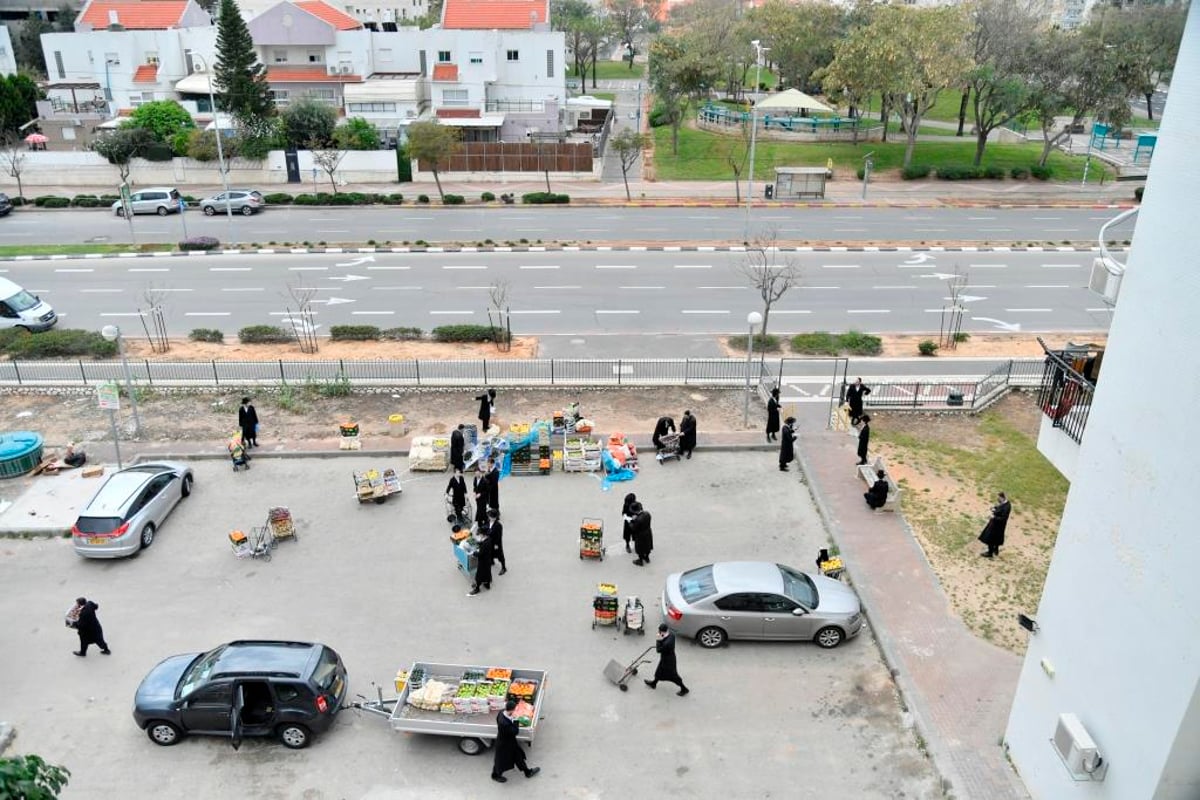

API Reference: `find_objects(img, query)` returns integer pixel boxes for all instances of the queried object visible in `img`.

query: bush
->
[432,324,509,343]
[2,328,117,359]
[189,328,224,343]
[789,331,881,356]
[417,194,430,204]
[647,103,670,128]
[982,165,1006,180]
[1010,166,1030,179]
[1030,164,1052,180]
[141,142,176,161]
[521,192,570,204]
[1134,186,1144,202]
[900,164,931,180]
[936,165,988,180]
[839,330,883,356]
[40,196,70,208]
[443,194,465,205]
[329,325,381,341]
[953,331,971,343]
[481,191,496,202]
[33,195,68,207]
[179,236,220,251]
[263,192,294,205]
[855,166,866,180]
[238,325,294,344]
[70,194,102,207]
[9,196,26,206]
[726,333,781,353]
[380,193,404,205]
[293,194,319,205]
[790,332,840,356]
[381,326,423,340]
[918,339,939,356]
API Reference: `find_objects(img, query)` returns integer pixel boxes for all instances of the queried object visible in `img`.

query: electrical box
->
[1089,258,1122,305]
[1051,713,1108,781]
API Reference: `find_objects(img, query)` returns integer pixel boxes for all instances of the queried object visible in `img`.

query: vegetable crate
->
[592,582,620,629]
[579,518,604,560]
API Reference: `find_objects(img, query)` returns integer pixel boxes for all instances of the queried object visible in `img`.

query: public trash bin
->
[764,184,774,199]
[947,390,964,407]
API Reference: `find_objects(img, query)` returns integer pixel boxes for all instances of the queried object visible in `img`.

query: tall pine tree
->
[214,0,274,126]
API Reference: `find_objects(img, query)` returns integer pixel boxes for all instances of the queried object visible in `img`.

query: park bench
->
[857,456,900,512]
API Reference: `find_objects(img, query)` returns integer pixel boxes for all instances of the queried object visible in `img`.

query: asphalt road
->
[9,249,1114,340]
[0,206,1133,246]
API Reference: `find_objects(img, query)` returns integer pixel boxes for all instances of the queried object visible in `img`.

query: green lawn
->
[0,243,157,256]
[568,60,646,80]
[652,123,1112,181]
[743,70,780,91]
[588,91,617,102]
[859,89,973,124]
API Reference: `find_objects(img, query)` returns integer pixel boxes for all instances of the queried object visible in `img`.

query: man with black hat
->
[645,624,688,696]
[491,698,541,783]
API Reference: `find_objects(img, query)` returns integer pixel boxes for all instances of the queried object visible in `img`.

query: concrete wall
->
[1035,416,1080,484]
[1004,5,1200,800]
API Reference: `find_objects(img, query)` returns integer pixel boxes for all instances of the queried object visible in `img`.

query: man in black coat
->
[485,457,501,516]
[238,397,259,448]
[467,530,495,596]
[446,468,468,524]
[472,466,490,529]
[74,599,110,656]
[978,492,1012,558]
[486,508,506,575]
[679,410,697,459]
[450,424,466,472]
[864,470,889,510]
[845,378,871,425]
[857,415,871,466]
[476,388,496,433]
[644,624,688,696]
[491,699,540,782]
[621,492,638,553]
[766,388,781,442]
[631,502,654,566]
[779,416,797,471]
[652,416,676,451]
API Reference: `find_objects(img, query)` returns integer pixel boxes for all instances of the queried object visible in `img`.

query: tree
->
[606,0,661,68]
[0,754,71,800]
[670,0,746,99]
[722,118,751,202]
[214,0,274,127]
[554,0,601,86]
[817,7,892,146]
[126,100,195,142]
[1098,4,1188,121]
[93,127,155,183]
[14,13,51,76]
[0,136,28,200]
[333,117,379,150]
[963,0,1040,166]
[609,128,648,200]
[748,0,844,94]
[310,143,345,194]
[649,34,718,155]
[737,228,799,337]
[404,120,461,201]
[281,97,337,149]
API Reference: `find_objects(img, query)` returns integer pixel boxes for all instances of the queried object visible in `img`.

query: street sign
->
[118,184,133,218]
[97,382,120,410]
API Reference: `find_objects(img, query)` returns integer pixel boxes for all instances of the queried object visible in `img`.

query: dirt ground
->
[121,336,541,361]
[717,331,1106,358]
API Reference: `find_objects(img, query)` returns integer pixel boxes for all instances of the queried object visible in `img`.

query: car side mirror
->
[792,608,806,616]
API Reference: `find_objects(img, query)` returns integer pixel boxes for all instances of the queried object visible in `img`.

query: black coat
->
[487,519,504,551]
[486,468,501,510]
[865,479,889,509]
[679,414,697,450]
[652,416,676,447]
[846,383,871,416]
[238,404,258,435]
[857,423,870,460]
[622,494,637,542]
[492,711,525,773]
[446,475,467,508]
[779,424,797,464]
[978,500,1011,547]
[76,601,105,645]
[632,510,654,556]
[474,537,495,584]
[450,429,465,469]
[766,397,781,434]
[653,630,682,682]
[476,391,495,428]
[472,475,490,524]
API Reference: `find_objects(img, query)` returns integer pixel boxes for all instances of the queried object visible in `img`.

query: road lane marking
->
[456,285,491,290]
[519,265,559,270]
[1086,307,1114,312]
[1041,263,1080,268]
[697,286,744,290]
[595,309,639,314]
[184,312,232,317]
[210,267,252,272]
[965,285,996,289]
[674,264,711,269]
[681,309,729,314]
[155,288,193,292]
[270,311,320,316]
[80,288,123,293]
[771,310,811,314]
[128,268,169,272]
[443,265,487,270]
[806,286,840,290]
[54,268,93,273]
[847,309,890,314]
[619,285,665,290]
[1005,308,1053,312]
[912,228,948,233]
[375,286,422,290]
[968,216,996,220]
[221,287,266,292]
[1033,217,1061,220]
[822,264,860,269]
[289,266,328,271]
[872,285,916,290]
[596,264,637,269]
[968,263,1008,268]
[534,285,582,289]
[832,228,868,233]
[429,310,475,315]
[99,312,144,317]
[1025,284,1070,289]
[367,266,410,270]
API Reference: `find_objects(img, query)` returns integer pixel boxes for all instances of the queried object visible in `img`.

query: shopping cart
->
[592,582,620,630]
[579,518,604,560]
[602,644,655,692]
[621,596,646,635]
[445,493,474,530]
[230,527,272,561]
[655,433,681,464]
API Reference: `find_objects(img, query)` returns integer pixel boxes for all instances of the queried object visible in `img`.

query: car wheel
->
[203,205,215,216]
[458,737,485,756]
[241,205,254,216]
[696,626,727,649]
[277,723,310,749]
[181,475,193,498]
[156,206,169,216]
[146,720,182,746]
[115,207,125,217]
[814,626,845,649]
[139,523,156,550]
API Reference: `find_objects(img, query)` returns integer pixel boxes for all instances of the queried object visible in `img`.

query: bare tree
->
[736,228,800,336]
[609,129,647,201]
[0,138,27,202]
[939,267,969,350]
[284,281,319,354]
[309,143,345,195]
[138,284,171,353]
[723,119,751,203]
[487,279,511,352]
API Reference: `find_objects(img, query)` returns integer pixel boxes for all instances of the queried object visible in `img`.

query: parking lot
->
[0,452,939,798]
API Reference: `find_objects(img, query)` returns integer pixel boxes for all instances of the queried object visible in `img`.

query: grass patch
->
[0,244,170,257]
[726,333,781,353]
[587,91,617,102]
[790,331,881,356]
[860,89,973,124]
[568,60,645,80]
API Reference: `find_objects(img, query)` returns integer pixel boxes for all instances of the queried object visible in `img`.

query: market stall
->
[409,436,450,471]
[353,467,402,504]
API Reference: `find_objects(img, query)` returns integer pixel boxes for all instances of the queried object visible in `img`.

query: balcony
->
[1035,339,1102,481]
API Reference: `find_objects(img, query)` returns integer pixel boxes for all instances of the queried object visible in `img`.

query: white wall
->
[0,27,17,76]
[1004,5,1200,799]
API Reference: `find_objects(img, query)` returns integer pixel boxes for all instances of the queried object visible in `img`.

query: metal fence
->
[1035,353,1096,445]
[844,358,1044,412]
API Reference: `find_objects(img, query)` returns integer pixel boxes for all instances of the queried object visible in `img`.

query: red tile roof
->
[79,0,190,30]
[432,63,459,82]
[132,64,159,83]
[267,67,362,83]
[437,108,480,118]
[296,1,362,30]
[442,0,547,29]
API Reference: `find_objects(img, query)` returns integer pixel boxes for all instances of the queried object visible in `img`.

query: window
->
[337,50,351,63]
[419,50,427,75]
[189,682,232,705]
[779,565,817,608]
[271,90,290,108]
[759,594,798,613]
[53,51,65,80]
[308,50,323,63]
[437,50,451,63]
[129,92,154,108]
[274,682,312,704]
[469,51,482,64]
[441,89,468,106]
[378,48,392,63]
[144,51,159,64]
[348,102,396,113]
[506,50,518,62]
[273,49,288,63]
[104,52,120,65]
[713,593,758,612]
[546,49,554,78]
[678,566,716,603]
[311,88,337,105]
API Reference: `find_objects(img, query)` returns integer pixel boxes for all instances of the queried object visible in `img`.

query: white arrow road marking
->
[971,316,1022,332]
[330,274,370,282]
[902,253,935,265]
[336,256,376,267]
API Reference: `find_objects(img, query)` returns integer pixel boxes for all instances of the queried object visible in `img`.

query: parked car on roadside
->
[133,640,348,750]
[0,193,12,217]
[199,189,265,216]
[661,561,864,649]
[71,461,194,558]
[111,187,182,216]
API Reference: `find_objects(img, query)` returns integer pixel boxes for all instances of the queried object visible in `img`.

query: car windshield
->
[311,646,341,691]
[177,644,227,699]
[6,290,40,312]
[75,516,121,534]
[779,565,818,608]
[678,565,717,603]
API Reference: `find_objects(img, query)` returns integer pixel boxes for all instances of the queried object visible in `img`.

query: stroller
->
[445,493,474,531]
[655,432,681,464]
[228,434,251,472]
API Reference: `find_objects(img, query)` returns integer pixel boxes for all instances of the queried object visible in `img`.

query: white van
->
[0,277,57,331]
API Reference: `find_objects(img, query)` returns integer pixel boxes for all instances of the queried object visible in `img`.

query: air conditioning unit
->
[1089,258,1122,305]
[340,65,352,74]
[328,65,339,76]
[1051,713,1108,781]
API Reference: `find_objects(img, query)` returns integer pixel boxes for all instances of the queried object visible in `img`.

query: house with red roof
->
[73,0,212,32]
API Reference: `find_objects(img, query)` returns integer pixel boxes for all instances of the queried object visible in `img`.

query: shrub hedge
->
[40,197,70,208]
[1010,166,1030,179]
[443,194,465,205]
[382,326,423,340]
[0,329,117,359]
[839,330,883,356]
[71,194,103,207]
[1030,164,1052,180]
[329,325,381,341]
[417,194,430,204]
[263,192,294,205]
[481,191,496,202]
[726,333,781,353]
[432,324,508,343]
[521,192,570,204]
[179,236,220,251]
[238,325,293,344]
[900,164,931,180]
[189,328,224,343]
[790,331,881,356]
[918,339,939,356]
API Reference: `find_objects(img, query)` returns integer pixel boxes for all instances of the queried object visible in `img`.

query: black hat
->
[658,623,669,633]
[505,698,517,711]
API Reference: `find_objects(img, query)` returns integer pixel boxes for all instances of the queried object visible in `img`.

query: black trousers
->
[493,544,506,569]
[493,746,530,777]
[78,632,108,654]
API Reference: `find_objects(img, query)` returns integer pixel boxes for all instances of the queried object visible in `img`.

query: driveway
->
[0,453,938,798]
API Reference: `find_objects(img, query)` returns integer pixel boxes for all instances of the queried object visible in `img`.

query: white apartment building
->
[237,0,430,28]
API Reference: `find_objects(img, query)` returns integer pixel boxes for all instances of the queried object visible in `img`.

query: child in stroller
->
[229,433,251,472]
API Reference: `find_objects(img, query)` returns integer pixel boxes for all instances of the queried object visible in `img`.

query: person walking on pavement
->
[644,624,688,696]
[450,424,466,472]
[779,417,798,472]
[651,415,676,451]
[978,492,1012,558]
[446,468,468,525]
[238,397,259,448]
[766,388,781,442]
[846,378,871,426]
[472,465,490,529]
[73,599,110,656]
[476,388,497,434]
[631,502,654,566]
[621,492,638,553]
[491,698,541,783]
[486,456,501,516]
[679,410,697,459]
[467,529,495,596]
[864,470,889,510]
[856,415,871,466]
[486,508,507,575]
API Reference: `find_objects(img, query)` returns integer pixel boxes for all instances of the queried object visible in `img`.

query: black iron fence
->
[839,358,1044,412]
[1036,348,1098,445]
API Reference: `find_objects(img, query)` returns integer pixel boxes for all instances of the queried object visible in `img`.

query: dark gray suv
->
[133,640,348,749]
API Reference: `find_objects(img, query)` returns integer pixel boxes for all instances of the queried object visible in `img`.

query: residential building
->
[235,0,430,27]
[0,25,15,75]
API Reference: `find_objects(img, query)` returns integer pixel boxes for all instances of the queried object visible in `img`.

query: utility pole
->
[745,41,768,240]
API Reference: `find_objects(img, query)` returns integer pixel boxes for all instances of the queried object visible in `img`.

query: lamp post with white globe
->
[102,325,141,436]
[743,310,763,426]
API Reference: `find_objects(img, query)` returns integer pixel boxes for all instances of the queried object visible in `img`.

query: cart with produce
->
[579,518,604,560]
[353,467,403,504]
[453,534,479,580]
[592,582,620,630]
[622,596,646,635]
[264,507,296,542]
[348,662,549,756]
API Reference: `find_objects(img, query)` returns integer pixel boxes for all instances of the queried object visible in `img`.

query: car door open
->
[231,684,244,750]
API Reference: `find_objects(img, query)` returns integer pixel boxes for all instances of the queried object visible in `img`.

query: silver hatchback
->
[199,190,265,216]
[72,462,194,558]
[661,561,864,649]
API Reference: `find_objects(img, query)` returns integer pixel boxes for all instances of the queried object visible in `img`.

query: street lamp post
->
[743,310,763,426]
[102,325,141,437]
[745,41,768,239]
[192,55,235,245]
